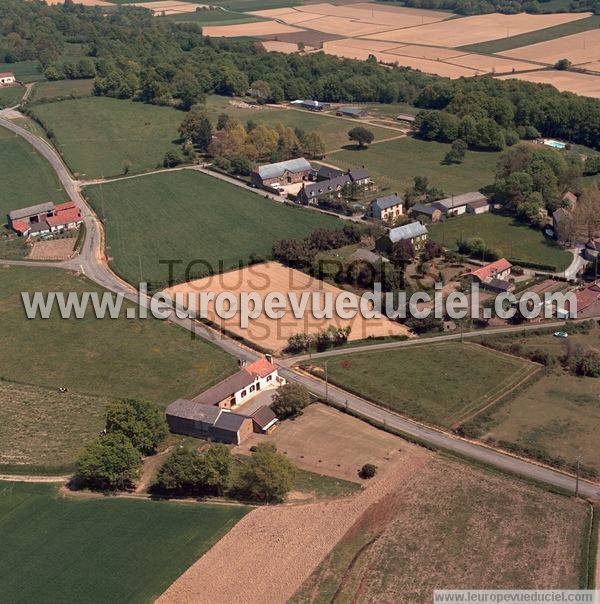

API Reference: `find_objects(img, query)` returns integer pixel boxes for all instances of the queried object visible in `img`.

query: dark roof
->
[373,193,402,211]
[302,174,351,198]
[213,411,249,432]
[192,370,254,406]
[337,107,365,116]
[553,207,571,224]
[467,198,489,209]
[28,220,51,234]
[396,113,416,122]
[434,192,487,210]
[349,248,389,264]
[487,278,512,292]
[411,203,439,215]
[250,406,278,429]
[316,165,344,180]
[349,168,370,181]
[166,399,222,424]
[9,202,54,221]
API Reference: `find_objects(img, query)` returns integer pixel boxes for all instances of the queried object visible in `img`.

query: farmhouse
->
[434,192,488,216]
[251,157,312,189]
[316,165,345,180]
[469,258,513,291]
[290,99,330,111]
[7,201,83,237]
[368,193,403,222]
[296,167,372,205]
[574,280,600,318]
[410,203,442,223]
[376,221,428,253]
[165,356,283,445]
[0,71,15,86]
[336,107,368,118]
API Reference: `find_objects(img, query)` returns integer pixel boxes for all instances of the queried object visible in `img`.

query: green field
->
[30,78,94,102]
[204,95,397,150]
[0,125,68,219]
[303,342,535,427]
[0,60,43,83]
[84,169,341,286]
[209,0,302,10]
[327,136,501,196]
[164,9,265,24]
[429,212,572,270]
[0,85,25,108]
[459,15,600,54]
[29,97,184,178]
[0,481,249,603]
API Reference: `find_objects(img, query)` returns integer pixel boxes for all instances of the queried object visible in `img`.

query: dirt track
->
[157,444,431,604]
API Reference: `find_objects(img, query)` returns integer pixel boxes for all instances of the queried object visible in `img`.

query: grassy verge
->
[29,79,94,103]
[293,467,362,499]
[0,85,25,108]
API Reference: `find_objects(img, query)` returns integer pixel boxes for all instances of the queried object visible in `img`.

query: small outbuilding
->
[410,203,442,224]
[336,107,368,118]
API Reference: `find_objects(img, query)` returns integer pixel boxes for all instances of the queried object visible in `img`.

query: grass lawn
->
[292,457,590,601]
[429,212,572,270]
[0,85,25,108]
[0,265,237,471]
[327,136,500,196]
[0,125,68,219]
[303,342,535,427]
[0,60,43,83]
[30,78,94,102]
[293,468,362,499]
[204,95,396,150]
[481,371,600,478]
[0,481,249,603]
[459,15,600,54]
[84,169,341,287]
[164,10,266,24]
[29,97,185,178]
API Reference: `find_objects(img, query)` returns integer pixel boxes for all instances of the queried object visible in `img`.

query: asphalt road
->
[2,112,598,499]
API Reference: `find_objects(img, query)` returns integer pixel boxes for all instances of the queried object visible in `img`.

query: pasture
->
[0,85,25,108]
[0,60,43,82]
[292,456,590,601]
[84,170,341,287]
[29,97,184,177]
[0,481,249,603]
[163,262,409,352]
[327,136,500,196]
[165,9,265,24]
[302,342,535,427]
[30,78,94,102]
[428,212,572,271]
[0,126,68,218]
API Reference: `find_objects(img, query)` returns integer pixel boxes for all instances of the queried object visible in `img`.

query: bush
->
[271,383,310,419]
[163,150,183,168]
[359,463,377,479]
[76,432,141,491]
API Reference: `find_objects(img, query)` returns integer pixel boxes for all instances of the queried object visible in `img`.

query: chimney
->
[239,359,247,367]
[265,354,273,364]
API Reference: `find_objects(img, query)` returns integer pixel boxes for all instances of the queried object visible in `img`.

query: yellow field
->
[501,29,600,66]
[162,262,410,353]
[130,1,206,14]
[498,69,600,99]
[261,40,299,53]
[447,53,538,74]
[202,21,303,37]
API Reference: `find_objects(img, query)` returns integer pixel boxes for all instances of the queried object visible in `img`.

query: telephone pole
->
[324,360,329,402]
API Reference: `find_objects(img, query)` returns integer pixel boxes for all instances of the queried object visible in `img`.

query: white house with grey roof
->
[251,157,312,189]
[368,193,403,222]
[376,221,428,253]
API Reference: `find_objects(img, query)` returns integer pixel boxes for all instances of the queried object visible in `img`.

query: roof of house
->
[396,113,416,122]
[166,399,223,424]
[576,280,600,312]
[337,107,364,115]
[28,220,50,234]
[8,201,55,221]
[302,174,350,198]
[411,203,439,215]
[434,192,487,210]
[0,71,14,78]
[349,167,370,181]
[350,248,389,264]
[245,357,277,378]
[373,193,402,211]
[256,158,312,180]
[563,191,577,205]
[54,201,77,212]
[191,370,255,406]
[553,207,571,224]
[487,278,512,292]
[11,220,30,235]
[250,405,278,430]
[388,221,428,243]
[47,206,82,228]
[213,411,249,432]
[316,165,344,180]
[470,258,512,282]
[467,198,489,209]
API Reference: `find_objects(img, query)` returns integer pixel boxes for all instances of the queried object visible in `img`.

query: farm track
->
[0,111,599,499]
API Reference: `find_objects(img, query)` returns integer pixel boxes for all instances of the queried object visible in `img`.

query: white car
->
[553,331,568,338]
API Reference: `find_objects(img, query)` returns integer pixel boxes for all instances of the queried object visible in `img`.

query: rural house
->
[469,258,513,291]
[368,193,403,222]
[251,158,313,189]
[552,207,572,243]
[290,99,330,111]
[376,221,428,253]
[410,203,442,224]
[396,113,416,124]
[8,201,83,237]
[166,356,283,445]
[315,165,344,180]
[336,107,368,118]
[0,71,15,86]
[296,168,372,205]
[434,192,488,217]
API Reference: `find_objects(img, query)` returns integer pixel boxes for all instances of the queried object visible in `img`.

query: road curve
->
[1,113,598,500]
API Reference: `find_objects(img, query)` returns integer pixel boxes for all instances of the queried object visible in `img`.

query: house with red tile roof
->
[470,258,512,283]
[7,201,82,237]
[0,71,15,86]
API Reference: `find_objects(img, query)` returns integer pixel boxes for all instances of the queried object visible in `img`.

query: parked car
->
[553,331,568,338]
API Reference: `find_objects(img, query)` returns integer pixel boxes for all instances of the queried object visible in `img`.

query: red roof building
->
[245,357,277,378]
[575,280,600,314]
[47,205,82,229]
[470,258,512,283]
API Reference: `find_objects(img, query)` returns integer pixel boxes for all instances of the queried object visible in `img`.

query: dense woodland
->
[396,0,599,15]
[1,0,599,150]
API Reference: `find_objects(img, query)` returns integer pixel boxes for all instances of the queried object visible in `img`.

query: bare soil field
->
[27,237,77,261]
[292,457,590,602]
[162,261,410,352]
[235,402,403,482]
[386,43,467,60]
[498,69,600,98]
[258,29,341,47]
[501,29,600,66]
[327,38,406,52]
[446,53,538,74]
[130,1,206,14]
[260,40,299,53]
[202,21,303,37]
[365,12,591,47]
[582,60,600,73]
[292,16,396,37]
[157,441,432,604]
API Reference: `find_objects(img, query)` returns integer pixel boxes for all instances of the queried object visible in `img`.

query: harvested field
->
[236,403,403,482]
[130,1,207,14]
[292,16,396,37]
[582,60,600,73]
[27,237,77,261]
[498,69,600,98]
[258,29,342,46]
[202,20,303,37]
[162,261,410,352]
[500,29,600,66]
[157,442,432,604]
[260,40,299,53]
[366,12,591,47]
[446,53,538,74]
[292,457,590,602]
[386,43,467,60]
[46,0,112,5]
[327,38,406,52]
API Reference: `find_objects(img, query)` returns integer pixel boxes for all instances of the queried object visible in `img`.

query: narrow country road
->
[1,113,598,500]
